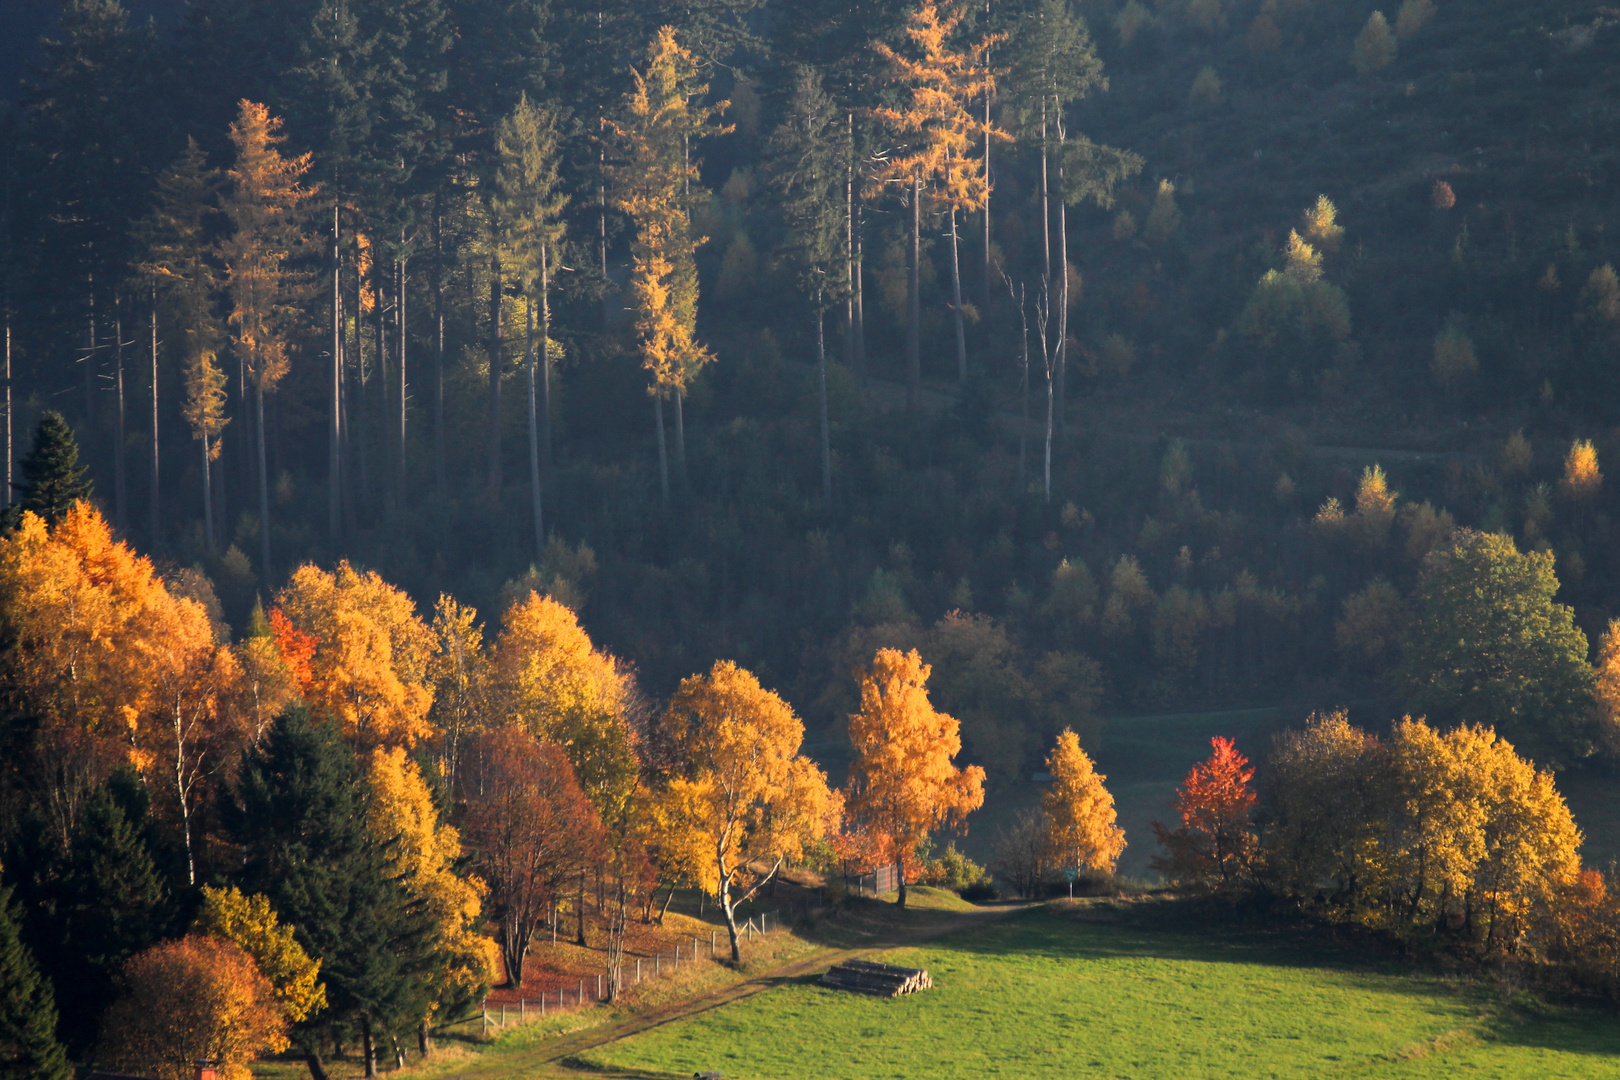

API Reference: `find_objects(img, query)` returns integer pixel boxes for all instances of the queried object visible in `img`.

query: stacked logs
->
[820,959,933,997]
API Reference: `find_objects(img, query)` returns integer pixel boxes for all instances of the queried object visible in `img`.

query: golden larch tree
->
[845,647,986,906]
[657,660,836,960]
[1042,727,1125,892]
[220,100,313,578]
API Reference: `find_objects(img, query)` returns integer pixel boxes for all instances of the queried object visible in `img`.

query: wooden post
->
[520,999,525,1021]
[655,954,660,975]
[481,1001,487,1035]
[500,1004,505,1026]
[578,979,584,1005]
[636,957,641,983]
[597,973,603,999]
[540,993,545,1016]
[711,930,717,957]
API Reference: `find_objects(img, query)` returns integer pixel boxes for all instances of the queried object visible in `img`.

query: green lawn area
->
[580,901,1620,1080]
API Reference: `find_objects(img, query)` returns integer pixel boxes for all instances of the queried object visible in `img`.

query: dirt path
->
[435,903,1024,1080]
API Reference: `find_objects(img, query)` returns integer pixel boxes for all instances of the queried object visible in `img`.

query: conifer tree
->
[228,708,437,1080]
[5,412,91,529]
[495,94,567,559]
[0,884,72,1080]
[221,100,314,579]
[767,66,847,501]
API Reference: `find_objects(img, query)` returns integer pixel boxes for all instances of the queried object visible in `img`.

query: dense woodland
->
[3,0,1620,1075]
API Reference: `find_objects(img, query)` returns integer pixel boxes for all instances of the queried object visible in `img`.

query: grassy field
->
[581,900,1620,1080]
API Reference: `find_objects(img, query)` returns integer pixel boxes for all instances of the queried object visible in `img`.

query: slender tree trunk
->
[540,241,552,473]
[1040,107,1051,283]
[84,277,96,428]
[397,239,407,500]
[816,296,831,502]
[983,87,993,315]
[1017,284,1029,489]
[3,308,10,511]
[1055,119,1069,440]
[353,259,369,516]
[201,432,214,551]
[433,195,446,502]
[854,205,864,380]
[360,1015,376,1080]
[417,1022,432,1059]
[1045,355,1054,501]
[525,297,542,563]
[375,261,388,512]
[845,114,856,370]
[674,390,687,487]
[907,174,921,410]
[950,206,966,383]
[256,382,271,577]
[304,1050,330,1080]
[149,288,160,545]
[721,878,742,963]
[115,305,127,532]
[654,395,669,502]
[576,870,587,946]
[330,204,342,543]
[488,252,503,498]
[599,122,611,329]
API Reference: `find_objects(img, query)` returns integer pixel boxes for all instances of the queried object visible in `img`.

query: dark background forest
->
[1,0,1617,793]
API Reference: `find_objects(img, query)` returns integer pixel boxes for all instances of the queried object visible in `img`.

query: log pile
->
[820,959,933,997]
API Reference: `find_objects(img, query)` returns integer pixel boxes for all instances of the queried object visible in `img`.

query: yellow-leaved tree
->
[846,647,986,906]
[273,561,436,750]
[363,747,498,1029]
[192,885,326,1023]
[494,591,640,823]
[426,594,492,792]
[656,660,836,961]
[1042,728,1125,893]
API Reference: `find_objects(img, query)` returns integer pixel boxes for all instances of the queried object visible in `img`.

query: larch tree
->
[221,100,314,579]
[658,660,836,961]
[766,66,847,502]
[1041,727,1125,891]
[606,27,729,500]
[845,647,986,907]
[495,94,567,561]
[135,136,226,550]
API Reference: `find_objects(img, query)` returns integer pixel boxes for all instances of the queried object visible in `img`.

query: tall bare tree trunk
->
[149,287,160,545]
[654,395,669,503]
[674,390,687,488]
[949,207,966,383]
[397,236,407,501]
[487,252,503,499]
[201,432,214,551]
[84,277,96,428]
[433,195,446,502]
[816,295,831,502]
[983,85,993,315]
[525,297,542,563]
[360,1015,376,1080]
[330,205,342,543]
[1040,105,1051,283]
[854,206,864,380]
[907,174,921,410]
[114,304,127,532]
[3,307,10,512]
[540,241,552,473]
[1055,112,1069,439]
[256,381,271,577]
[845,114,857,373]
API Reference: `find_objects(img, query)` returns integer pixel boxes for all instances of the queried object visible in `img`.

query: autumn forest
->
[2,0,1620,1076]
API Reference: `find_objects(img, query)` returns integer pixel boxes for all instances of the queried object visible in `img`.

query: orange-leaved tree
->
[458,727,605,987]
[98,935,288,1080]
[657,660,836,960]
[845,647,986,907]
[221,100,313,577]
[191,885,326,1024]
[1152,736,1257,892]
[1042,727,1125,892]
[605,27,729,500]
[273,561,435,750]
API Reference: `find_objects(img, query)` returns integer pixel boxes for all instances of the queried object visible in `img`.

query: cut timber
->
[820,959,933,997]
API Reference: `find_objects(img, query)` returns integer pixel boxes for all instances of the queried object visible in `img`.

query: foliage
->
[0,884,71,1080]
[845,648,986,901]
[3,414,91,529]
[1398,530,1596,764]
[192,886,326,1024]
[1432,322,1478,388]
[1152,736,1258,892]
[658,660,835,959]
[990,807,1050,898]
[1352,11,1398,75]
[1041,727,1125,875]
[98,934,288,1080]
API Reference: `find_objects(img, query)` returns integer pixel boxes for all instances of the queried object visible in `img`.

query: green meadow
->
[581,901,1620,1080]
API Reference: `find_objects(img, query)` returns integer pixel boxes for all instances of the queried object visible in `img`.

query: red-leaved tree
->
[1151,736,1258,892]
[459,727,605,987]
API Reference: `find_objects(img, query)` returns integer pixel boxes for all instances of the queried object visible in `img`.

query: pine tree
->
[766,66,847,501]
[6,412,92,528]
[228,708,437,1080]
[495,94,567,560]
[0,884,72,1080]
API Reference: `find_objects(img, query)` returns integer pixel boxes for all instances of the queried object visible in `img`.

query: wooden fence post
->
[578,979,584,1005]
[597,973,603,999]
[636,957,641,983]
[521,999,526,1021]
[711,930,717,956]
[481,1000,488,1036]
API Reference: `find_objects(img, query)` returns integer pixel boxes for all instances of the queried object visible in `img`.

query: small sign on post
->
[1062,867,1079,899]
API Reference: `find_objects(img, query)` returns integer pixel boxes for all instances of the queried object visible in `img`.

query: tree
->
[221,100,314,578]
[98,935,289,1080]
[1152,737,1257,892]
[606,27,728,500]
[1041,727,1124,890]
[227,709,437,1080]
[425,594,492,793]
[494,591,640,823]
[766,66,847,501]
[657,660,836,960]
[845,647,986,907]
[494,94,567,560]
[1561,438,1602,501]
[0,884,71,1080]
[362,746,496,1041]
[1398,530,1596,765]
[459,727,604,988]
[1352,11,1397,74]
[4,413,91,529]
[192,886,326,1024]
[274,561,437,751]
[990,807,1048,899]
